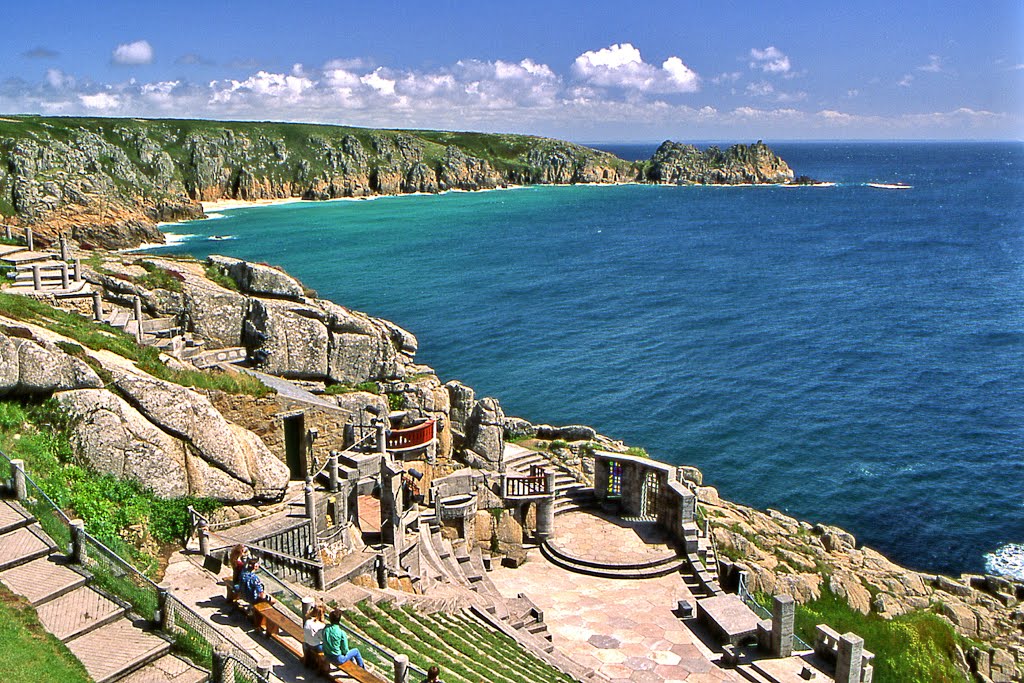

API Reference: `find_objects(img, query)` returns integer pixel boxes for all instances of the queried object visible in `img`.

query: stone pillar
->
[304,477,316,523]
[197,520,210,556]
[157,587,171,630]
[394,654,409,683]
[376,421,388,455]
[59,235,68,261]
[133,296,143,342]
[32,264,41,290]
[73,258,82,283]
[25,227,33,252]
[375,552,387,589]
[328,452,339,492]
[60,262,69,289]
[211,644,231,683]
[771,594,795,657]
[836,632,864,683]
[10,459,26,501]
[257,660,272,681]
[70,519,86,564]
[92,291,103,321]
[3,225,10,240]
[536,498,555,543]
[379,458,404,556]
[593,457,609,501]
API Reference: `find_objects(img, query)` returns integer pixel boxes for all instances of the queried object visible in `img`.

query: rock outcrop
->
[0,117,799,249]
[0,330,102,395]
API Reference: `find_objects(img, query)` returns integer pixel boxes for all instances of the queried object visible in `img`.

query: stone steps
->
[0,499,207,683]
[539,539,687,579]
[66,617,172,683]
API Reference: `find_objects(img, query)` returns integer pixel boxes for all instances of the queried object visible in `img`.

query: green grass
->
[204,263,239,291]
[324,381,380,395]
[792,588,969,683]
[0,292,272,397]
[0,583,92,683]
[0,399,221,575]
[137,261,183,292]
[625,446,648,458]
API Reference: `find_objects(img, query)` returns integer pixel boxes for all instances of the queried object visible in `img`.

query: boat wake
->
[208,235,236,241]
[985,543,1024,581]
[866,182,912,190]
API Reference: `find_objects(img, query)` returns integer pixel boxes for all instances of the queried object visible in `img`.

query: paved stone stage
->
[489,509,741,683]
[546,509,678,567]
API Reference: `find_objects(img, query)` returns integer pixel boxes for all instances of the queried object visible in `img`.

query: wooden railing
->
[504,475,549,498]
[387,419,436,452]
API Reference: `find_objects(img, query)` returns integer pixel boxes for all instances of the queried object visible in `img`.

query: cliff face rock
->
[709,496,1024,677]
[0,320,288,504]
[0,330,102,395]
[646,140,794,185]
[0,117,798,249]
[207,255,305,300]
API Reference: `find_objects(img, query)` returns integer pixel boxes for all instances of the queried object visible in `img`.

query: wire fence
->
[166,594,269,683]
[737,573,812,652]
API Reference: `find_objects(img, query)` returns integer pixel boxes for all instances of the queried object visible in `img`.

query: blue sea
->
[155,142,1024,579]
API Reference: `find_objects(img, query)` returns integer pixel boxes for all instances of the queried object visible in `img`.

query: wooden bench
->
[250,603,385,682]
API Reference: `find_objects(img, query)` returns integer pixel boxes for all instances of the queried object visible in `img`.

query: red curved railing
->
[387,419,436,452]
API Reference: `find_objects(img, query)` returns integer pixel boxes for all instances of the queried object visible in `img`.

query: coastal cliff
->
[0,116,793,249]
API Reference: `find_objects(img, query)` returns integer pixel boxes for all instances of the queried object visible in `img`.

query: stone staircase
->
[0,499,208,683]
[0,242,91,297]
[502,445,594,515]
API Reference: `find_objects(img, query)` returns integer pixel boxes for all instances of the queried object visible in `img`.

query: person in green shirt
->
[322,608,365,669]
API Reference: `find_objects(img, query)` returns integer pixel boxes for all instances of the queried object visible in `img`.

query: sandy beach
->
[200,197,305,212]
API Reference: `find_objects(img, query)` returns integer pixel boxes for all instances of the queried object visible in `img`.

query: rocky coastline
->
[0,116,797,250]
[0,248,1020,680]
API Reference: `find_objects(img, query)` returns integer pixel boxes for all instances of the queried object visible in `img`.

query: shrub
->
[203,264,238,291]
[137,261,183,292]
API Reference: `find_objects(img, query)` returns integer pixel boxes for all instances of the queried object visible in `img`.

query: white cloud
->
[711,72,741,85]
[898,74,914,87]
[112,40,154,66]
[746,81,775,97]
[749,46,791,74]
[361,69,397,96]
[210,71,313,104]
[846,89,859,98]
[572,43,699,93]
[45,68,73,89]
[917,55,944,73]
[79,92,121,110]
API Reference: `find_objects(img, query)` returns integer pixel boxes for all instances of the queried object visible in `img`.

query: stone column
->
[257,660,272,681]
[32,264,41,290]
[60,262,69,289]
[59,235,68,261]
[304,477,316,527]
[593,457,609,501]
[157,587,171,630]
[92,292,103,321]
[133,296,143,342]
[375,420,388,455]
[70,519,87,564]
[10,459,26,501]
[379,458,404,556]
[197,520,210,556]
[25,227,33,252]
[328,451,339,492]
[836,632,864,683]
[771,594,795,657]
[394,654,409,683]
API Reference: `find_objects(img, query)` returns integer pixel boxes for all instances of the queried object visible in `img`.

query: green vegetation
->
[792,588,969,683]
[387,392,404,411]
[137,261,183,292]
[0,583,91,683]
[548,439,568,451]
[203,263,238,291]
[340,599,574,683]
[0,292,272,397]
[324,381,380,395]
[0,399,221,579]
[625,446,648,458]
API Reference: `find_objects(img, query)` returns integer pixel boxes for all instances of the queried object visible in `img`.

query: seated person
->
[237,558,274,605]
[322,608,365,669]
[302,604,327,668]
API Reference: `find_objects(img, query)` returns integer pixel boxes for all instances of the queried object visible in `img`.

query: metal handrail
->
[82,529,160,588]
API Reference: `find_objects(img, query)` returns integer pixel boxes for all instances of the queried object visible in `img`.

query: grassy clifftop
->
[0,115,793,248]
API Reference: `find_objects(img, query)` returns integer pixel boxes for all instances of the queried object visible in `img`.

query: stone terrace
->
[489,510,741,683]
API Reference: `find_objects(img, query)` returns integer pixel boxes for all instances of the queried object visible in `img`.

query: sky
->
[1,0,1022,142]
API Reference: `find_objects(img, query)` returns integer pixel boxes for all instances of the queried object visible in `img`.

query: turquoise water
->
[155,142,1024,578]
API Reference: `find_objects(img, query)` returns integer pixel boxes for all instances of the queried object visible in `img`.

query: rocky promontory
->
[0,116,794,249]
